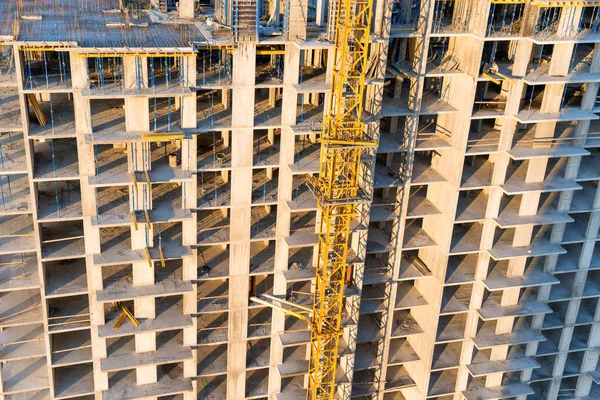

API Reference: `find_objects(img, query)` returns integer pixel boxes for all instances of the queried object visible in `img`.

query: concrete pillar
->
[71,52,108,392]
[226,42,257,399]
[316,0,327,26]
[179,0,195,18]
[124,55,148,90]
[288,0,308,40]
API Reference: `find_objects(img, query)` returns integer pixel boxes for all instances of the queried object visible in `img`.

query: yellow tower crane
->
[306,0,375,396]
[251,0,375,397]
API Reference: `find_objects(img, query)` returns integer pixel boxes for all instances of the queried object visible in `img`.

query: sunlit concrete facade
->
[0,0,600,399]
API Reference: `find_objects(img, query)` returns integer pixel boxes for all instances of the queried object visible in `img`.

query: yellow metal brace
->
[0,233,35,238]
[262,293,313,313]
[26,94,47,126]
[158,246,166,268]
[144,170,151,188]
[112,313,128,330]
[482,70,515,85]
[250,296,312,323]
[256,49,286,55]
[490,0,529,4]
[141,132,185,142]
[111,302,140,330]
[0,260,26,266]
[20,46,73,52]
[482,72,502,85]
[131,212,139,230]
[130,172,138,191]
[145,247,153,268]
[72,52,195,58]
[144,209,151,231]
[532,1,600,6]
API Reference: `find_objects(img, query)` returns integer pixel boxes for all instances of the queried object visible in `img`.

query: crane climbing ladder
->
[251,0,376,397]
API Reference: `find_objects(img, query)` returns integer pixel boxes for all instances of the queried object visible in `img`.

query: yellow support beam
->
[20,46,73,52]
[0,261,26,266]
[41,236,84,244]
[194,45,234,52]
[130,172,138,191]
[112,303,140,330]
[316,137,378,147]
[131,213,139,231]
[26,94,47,126]
[120,304,139,326]
[144,209,151,231]
[112,313,127,330]
[256,49,285,55]
[490,0,529,3]
[482,72,502,85]
[261,293,313,313]
[145,247,153,268]
[249,297,311,323]
[532,1,600,6]
[0,233,35,238]
[141,133,185,142]
[72,52,195,58]
[158,246,166,268]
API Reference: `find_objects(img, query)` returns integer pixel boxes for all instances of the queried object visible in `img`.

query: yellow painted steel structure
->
[141,132,185,141]
[306,0,375,396]
[490,0,528,3]
[71,52,196,58]
[111,302,140,330]
[532,1,600,6]
[246,0,375,396]
[255,49,286,55]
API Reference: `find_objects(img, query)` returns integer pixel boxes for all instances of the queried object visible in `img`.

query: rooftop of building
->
[0,0,307,49]
[0,0,204,49]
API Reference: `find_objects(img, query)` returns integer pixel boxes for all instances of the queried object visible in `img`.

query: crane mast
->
[307,0,374,397]
[249,0,375,397]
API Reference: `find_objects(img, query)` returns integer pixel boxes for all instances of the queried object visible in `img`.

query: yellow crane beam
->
[243,0,374,397]
[306,0,374,397]
[249,296,312,323]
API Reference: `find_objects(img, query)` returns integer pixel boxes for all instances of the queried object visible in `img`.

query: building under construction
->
[1,0,600,399]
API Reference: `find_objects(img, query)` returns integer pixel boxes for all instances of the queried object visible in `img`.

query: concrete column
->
[180,56,199,397]
[270,42,302,398]
[71,53,108,391]
[288,0,308,40]
[124,55,148,90]
[226,42,257,399]
[119,74,158,388]
[549,8,582,75]
[270,0,281,26]
[316,0,327,26]
[179,0,195,18]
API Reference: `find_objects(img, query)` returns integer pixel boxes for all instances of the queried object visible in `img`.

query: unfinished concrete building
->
[1,0,600,399]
